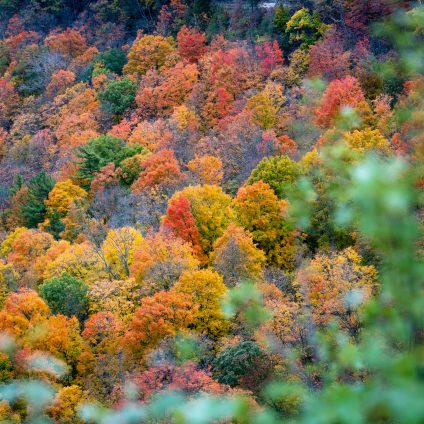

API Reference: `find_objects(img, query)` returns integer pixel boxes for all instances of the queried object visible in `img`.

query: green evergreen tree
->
[74,135,142,187]
[21,172,55,228]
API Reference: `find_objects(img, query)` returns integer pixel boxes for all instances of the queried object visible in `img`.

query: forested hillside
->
[0,1,423,422]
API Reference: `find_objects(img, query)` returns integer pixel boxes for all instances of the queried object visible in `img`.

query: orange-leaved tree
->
[0,289,50,338]
[124,290,197,357]
[187,155,224,186]
[130,231,199,292]
[131,149,184,193]
[124,34,178,78]
[314,76,371,128]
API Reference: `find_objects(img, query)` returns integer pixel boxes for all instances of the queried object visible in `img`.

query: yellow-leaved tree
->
[173,269,230,339]
[295,247,377,338]
[342,127,392,155]
[164,185,234,259]
[42,179,88,239]
[43,241,106,284]
[102,227,143,279]
[88,278,143,323]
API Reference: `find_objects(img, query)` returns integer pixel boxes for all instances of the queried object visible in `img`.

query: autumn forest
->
[0,0,423,422]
